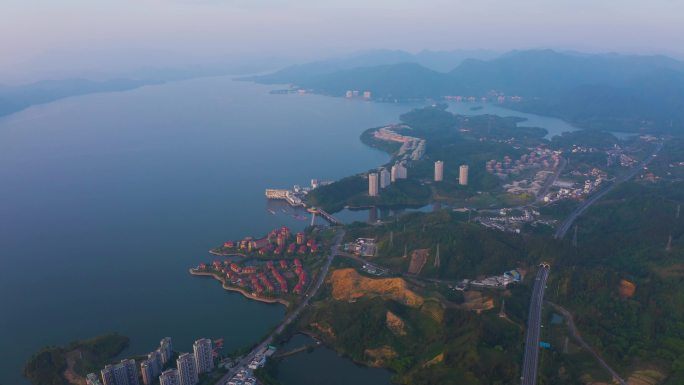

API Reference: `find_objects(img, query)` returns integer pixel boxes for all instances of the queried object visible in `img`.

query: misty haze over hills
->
[252,49,684,133]
[2,48,684,134]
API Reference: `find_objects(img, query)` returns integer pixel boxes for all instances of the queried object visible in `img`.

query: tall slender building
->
[121,359,139,385]
[159,369,180,385]
[101,364,127,385]
[379,168,391,189]
[86,373,103,385]
[176,353,198,385]
[143,349,163,385]
[140,361,153,385]
[193,338,214,374]
[434,161,444,182]
[391,163,407,182]
[159,337,173,365]
[459,164,469,186]
[368,173,379,197]
[149,351,162,374]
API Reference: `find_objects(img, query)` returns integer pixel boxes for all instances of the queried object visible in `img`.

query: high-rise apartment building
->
[86,373,103,385]
[434,161,444,182]
[193,338,214,374]
[159,337,173,365]
[121,359,139,385]
[101,363,129,385]
[177,353,198,385]
[159,369,180,385]
[368,173,379,197]
[379,168,391,189]
[390,163,407,182]
[459,164,469,186]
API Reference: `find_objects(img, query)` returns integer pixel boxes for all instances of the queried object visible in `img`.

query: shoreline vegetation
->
[209,250,248,257]
[24,334,129,385]
[189,269,290,307]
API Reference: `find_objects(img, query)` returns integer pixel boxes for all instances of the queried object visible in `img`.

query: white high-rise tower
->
[434,161,444,182]
[193,338,214,374]
[368,173,379,197]
[459,164,469,186]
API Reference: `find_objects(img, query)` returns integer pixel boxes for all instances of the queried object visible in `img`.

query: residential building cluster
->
[87,338,216,385]
[469,269,523,289]
[486,147,561,179]
[606,146,638,168]
[219,226,320,256]
[475,208,555,233]
[140,338,173,385]
[503,170,554,196]
[197,255,309,295]
[373,125,425,161]
[343,238,376,257]
[368,163,406,197]
[542,168,607,203]
[224,346,276,385]
[443,95,523,103]
[345,90,372,99]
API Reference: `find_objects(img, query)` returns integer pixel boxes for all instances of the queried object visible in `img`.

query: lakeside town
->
[191,226,329,304]
[84,336,277,385]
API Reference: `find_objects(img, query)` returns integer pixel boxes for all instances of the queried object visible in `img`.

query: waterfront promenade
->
[215,229,345,385]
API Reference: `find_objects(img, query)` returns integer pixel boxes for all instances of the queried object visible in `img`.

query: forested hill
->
[251,49,684,134]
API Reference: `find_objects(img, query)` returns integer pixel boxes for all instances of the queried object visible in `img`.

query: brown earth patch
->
[423,352,444,368]
[310,322,336,340]
[461,291,495,313]
[63,350,86,385]
[408,249,429,274]
[386,311,407,336]
[619,279,636,298]
[627,369,666,385]
[364,345,398,367]
[330,268,424,307]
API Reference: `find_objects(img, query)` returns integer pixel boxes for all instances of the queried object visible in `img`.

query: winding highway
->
[520,265,550,385]
[520,141,664,384]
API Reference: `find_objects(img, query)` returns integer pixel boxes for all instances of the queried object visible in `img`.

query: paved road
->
[215,229,345,385]
[520,265,550,385]
[555,141,664,239]
[547,302,627,385]
[537,157,568,203]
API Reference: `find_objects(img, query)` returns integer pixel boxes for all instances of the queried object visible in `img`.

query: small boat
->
[281,208,288,213]
[267,209,276,215]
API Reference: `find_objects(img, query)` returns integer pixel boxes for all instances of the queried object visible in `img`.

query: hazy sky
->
[2,0,683,77]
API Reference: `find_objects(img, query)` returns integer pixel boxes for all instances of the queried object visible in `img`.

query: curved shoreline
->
[189,269,290,307]
[209,249,249,257]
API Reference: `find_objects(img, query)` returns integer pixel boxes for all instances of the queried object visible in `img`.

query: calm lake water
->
[0,77,578,385]
[276,334,393,385]
[0,77,412,385]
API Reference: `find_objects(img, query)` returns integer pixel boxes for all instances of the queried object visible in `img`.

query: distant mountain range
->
[248,49,499,84]
[0,63,269,118]
[250,49,684,133]
[0,78,159,117]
